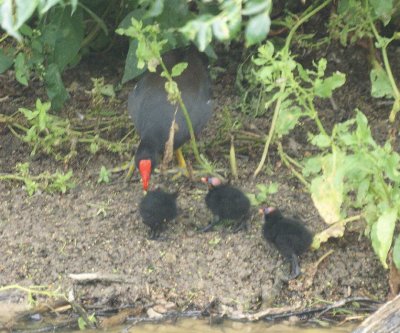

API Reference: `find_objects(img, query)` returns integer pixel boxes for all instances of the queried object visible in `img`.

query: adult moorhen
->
[128,45,212,190]
[139,189,178,240]
[261,207,313,280]
[201,177,250,232]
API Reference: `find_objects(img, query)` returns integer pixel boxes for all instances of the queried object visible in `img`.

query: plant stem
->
[253,82,285,178]
[159,61,213,173]
[368,10,400,122]
[253,0,332,178]
[277,142,310,187]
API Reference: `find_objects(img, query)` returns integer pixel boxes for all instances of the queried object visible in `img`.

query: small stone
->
[164,302,177,310]
[153,305,168,314]
[147,308,163,319]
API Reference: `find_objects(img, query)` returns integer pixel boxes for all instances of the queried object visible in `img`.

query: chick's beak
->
[139,159,152,191]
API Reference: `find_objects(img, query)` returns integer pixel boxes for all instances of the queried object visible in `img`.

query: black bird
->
[261,207,313,280]
[201,177,250,232]
[128,45,212,190]
[139,189,178,239]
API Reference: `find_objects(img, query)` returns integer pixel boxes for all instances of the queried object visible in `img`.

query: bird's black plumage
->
[129,45,212,171]
[139,189,178,239]
[262,207,313,280]
[202,177,250,232]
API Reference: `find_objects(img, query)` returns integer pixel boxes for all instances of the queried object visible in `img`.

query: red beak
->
[139,159,152,191]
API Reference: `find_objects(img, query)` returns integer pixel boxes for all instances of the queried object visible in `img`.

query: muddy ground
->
[0,41,394,324]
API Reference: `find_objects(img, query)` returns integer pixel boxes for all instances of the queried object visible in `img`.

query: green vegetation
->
[1,0,400,272]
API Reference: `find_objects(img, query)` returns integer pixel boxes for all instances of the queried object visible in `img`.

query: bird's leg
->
[172,148,189,178]
[148,228,158,240]
[201,215,221,232]
[233,215,248,233]
[287,253,301,280]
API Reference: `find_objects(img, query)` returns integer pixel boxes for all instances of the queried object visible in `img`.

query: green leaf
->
[242,0,271,16]
[0,0,38,39]
[45,63,69,110]
[212,19,230,41]
[369,0,393,25]
[14,53,29,86]
[370,67,393,99]
[245,12,271,46]
[49,7,84,71]
[98,166,110,184]
[0,48,13,73]
[39,0,62,14]
[393,236,400,270]
[275,102,303,137]
[371,207,398,269]
[122,40,146,83]
[24,178,39,196]
[196,21,212,52]
[310,151,345,224]
[303,156,322,176]
[171,62,188,77]
[311,133,331,148]
[144,0,164,18]
[314,72,346,98]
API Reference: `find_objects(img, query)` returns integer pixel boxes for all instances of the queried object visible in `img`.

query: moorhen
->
[201,177,250,232]
[139,189,178,239]
[128,45,212,190]
[261,207,313,280]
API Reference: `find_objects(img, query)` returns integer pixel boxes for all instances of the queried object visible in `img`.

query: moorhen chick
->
[201,177,250,232]
[261,207,313,280]
[139,189,178,239]
[129,45,212,190]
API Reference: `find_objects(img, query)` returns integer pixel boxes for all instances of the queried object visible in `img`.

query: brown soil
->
[0,42,392,323]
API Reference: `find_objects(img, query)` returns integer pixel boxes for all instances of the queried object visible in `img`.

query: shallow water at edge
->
[71,318,355,333]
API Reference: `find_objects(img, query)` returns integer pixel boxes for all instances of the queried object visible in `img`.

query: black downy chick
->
[201,177,250,232]
[139,189,178,239]
[261,207,313,280]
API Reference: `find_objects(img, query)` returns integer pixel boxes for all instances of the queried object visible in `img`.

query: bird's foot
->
[283,255,301,281]
[232,220,248,233]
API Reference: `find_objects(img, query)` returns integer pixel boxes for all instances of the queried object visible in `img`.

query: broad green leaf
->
[370,67,393,98]
[0,0,38,39]
[314,72,346,98]
[369,0,393,25]
[45,64,69,110]
[122,40,146,83]
[52,8,84,71]
[212,19,230,41]
[311,175,343,224]
[0,48,13,73]
[245,12,271,46]
[393,236,400,270]
[371,207,398,269]
[14,53,29,86]
[310,151,345,224]
[171,62,188,77]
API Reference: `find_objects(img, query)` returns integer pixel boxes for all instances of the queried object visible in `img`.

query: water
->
[75,318,355,333]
